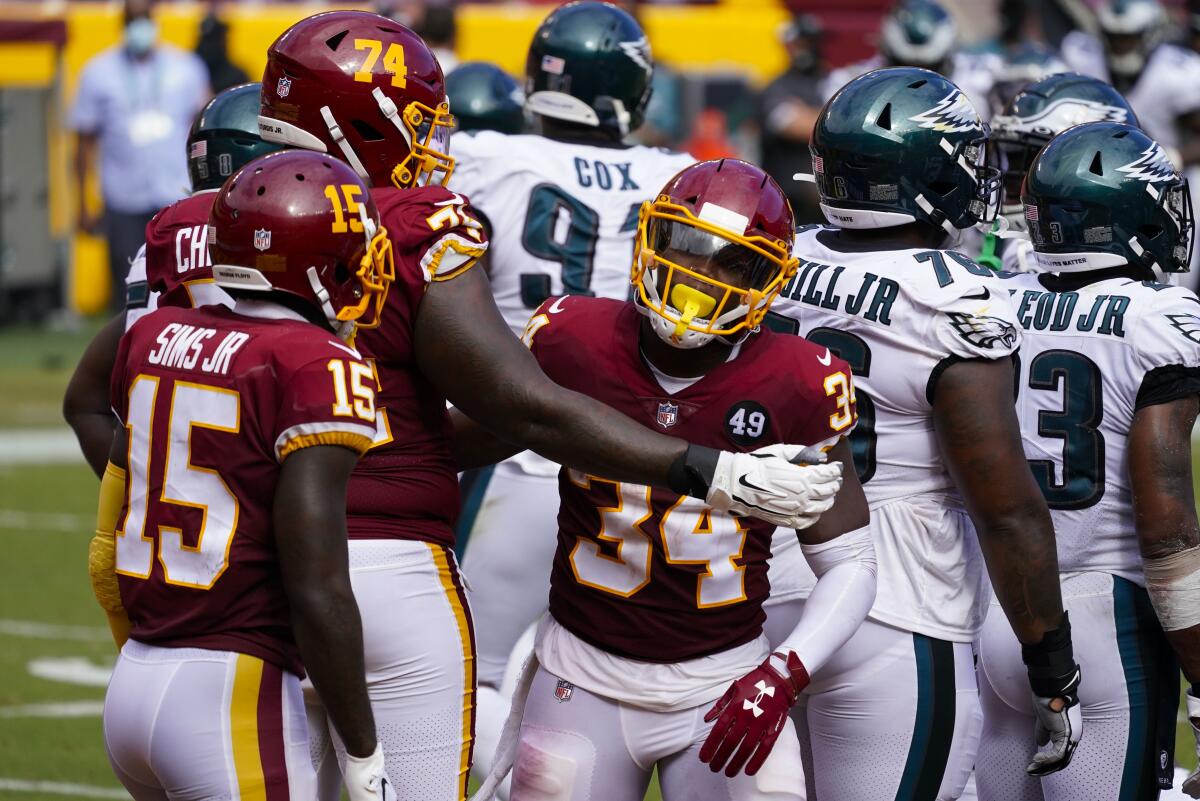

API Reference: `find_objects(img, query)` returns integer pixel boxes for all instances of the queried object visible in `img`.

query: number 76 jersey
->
[1003,272,1200,583]
[110,304,378,674]
[450,131,694,334]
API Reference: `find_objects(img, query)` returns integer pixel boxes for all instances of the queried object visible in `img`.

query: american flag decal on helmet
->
[1024,204,1039,223]
[812,155,825,174]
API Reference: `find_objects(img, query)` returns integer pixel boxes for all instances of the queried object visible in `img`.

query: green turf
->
[0,320,1191,800]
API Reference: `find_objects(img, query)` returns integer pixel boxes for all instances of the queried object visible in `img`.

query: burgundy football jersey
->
[142,191,225,309]
[345,185,487,546]
[111,305,378,674]
[528,296,857,663]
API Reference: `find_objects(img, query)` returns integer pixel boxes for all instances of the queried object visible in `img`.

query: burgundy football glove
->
[699,651,810,777]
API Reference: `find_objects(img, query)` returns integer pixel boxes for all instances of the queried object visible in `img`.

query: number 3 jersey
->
[525,296,854,701]
[111,304,378,674]
[771,226,1023,642]
[344,185,487,547]
[1002,272,1200,584]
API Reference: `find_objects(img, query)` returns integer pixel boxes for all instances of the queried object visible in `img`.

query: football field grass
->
[0,321,1192,800]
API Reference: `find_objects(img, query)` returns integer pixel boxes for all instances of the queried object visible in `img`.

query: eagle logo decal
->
[909,91,981,133]
[1166,313,1200,344]
[946,311,1018,349]
[1117,143,1176,184]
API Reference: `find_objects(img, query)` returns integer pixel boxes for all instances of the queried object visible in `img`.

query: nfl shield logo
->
[656,401,679,429]
[276,76,292,98]
[554,680,573,702]
[253,229,272,252]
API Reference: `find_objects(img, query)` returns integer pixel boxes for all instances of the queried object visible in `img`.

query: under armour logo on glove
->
[700,652,810,777]
[743,681,775,718]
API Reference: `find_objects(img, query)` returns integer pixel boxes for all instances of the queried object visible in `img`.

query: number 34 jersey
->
[450,130,694,335]
[525,296,855,666]
[771,226,1022,641]
[111,304,378,674]
[1002,272,1200,584]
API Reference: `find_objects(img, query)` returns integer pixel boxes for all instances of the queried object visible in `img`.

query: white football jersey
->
[450,130,694,336]
[1003,271,1200,585]
[770,226,1023,641]
[1060,36,1200,150]
[822,52,1002,121]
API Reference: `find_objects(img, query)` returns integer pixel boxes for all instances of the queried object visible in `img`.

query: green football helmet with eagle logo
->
[809,67,1000,233]
[1023,121,1193,278]
[524,1,653,138]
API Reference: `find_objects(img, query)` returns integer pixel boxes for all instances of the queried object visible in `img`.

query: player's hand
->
[707,444,842,529]
[1021,613,1082,776]
[700,651,809,777]
[1182,689,1200,798]
[344,744,396,801]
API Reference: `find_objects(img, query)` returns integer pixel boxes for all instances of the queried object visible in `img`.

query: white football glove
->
[1183,689,1200,798]
[707,444,843,529]
[344,744,396,801]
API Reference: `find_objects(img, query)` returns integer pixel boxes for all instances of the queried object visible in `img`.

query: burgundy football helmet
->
[209,150,394,335]
[632,159,798,348]
[259,11,454,189]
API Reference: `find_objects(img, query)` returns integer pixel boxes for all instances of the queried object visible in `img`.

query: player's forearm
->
[448,407,524,470]
[934,359,1065,644]
[975,504,1065,644]
[501,381,687,485]
[779,526,876,674]
[288,582,378,758]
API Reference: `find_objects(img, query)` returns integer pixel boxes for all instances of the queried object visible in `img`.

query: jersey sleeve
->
[384,187,489,284]
[1132,289,1200,409]
[110,328,134,422]
[273,351,379,462]
[924,279,1022,363]
[124,244,158,330]
[791,351,859,449]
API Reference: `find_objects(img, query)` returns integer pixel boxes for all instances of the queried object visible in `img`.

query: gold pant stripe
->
[429,543,475,801]
[230,653,267,801]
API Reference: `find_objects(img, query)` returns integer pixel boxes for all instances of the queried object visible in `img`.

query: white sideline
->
[0,509,91,534]
[0,619,110,641]
[0,779,127,798]
[0,701,105,719]
[0,429,83,466]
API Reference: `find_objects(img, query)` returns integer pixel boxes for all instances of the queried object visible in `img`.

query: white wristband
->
[1143,545,1200,632]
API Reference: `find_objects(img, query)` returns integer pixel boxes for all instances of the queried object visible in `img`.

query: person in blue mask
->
[70,0,209,312]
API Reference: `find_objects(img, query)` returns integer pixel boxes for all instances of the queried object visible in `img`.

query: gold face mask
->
[390,101,457,189]
[337,224,395,329]
[631,196,798,340]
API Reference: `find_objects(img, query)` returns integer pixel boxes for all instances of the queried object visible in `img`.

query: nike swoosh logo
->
[548,296,569,314]
[817,348,832,366]
[964,288,990,301]
[327,340,363,359]
[737,474,783,498]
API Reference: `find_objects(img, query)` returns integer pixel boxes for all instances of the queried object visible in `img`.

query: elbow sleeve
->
[90,462,130,648]
[776,526,877,675]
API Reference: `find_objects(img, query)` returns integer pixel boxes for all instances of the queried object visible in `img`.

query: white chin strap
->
[306,266,346,332]
[319,107,371,183]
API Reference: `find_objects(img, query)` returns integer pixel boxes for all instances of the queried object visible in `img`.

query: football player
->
[985,73,1137,271]
[446,62,525,134]
[256,13,843,801]
[64,82,282,479]
[821,0,1002,122]
[96,150,396,801]
[767,68,1082,800]
[1062,0,1200,173]
[462,158,875,801]
[446,4,694,791]
[977,121,1200,801]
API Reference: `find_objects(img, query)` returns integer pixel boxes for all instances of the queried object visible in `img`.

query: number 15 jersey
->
[450,131,693,335]
[1003,272,1200,585]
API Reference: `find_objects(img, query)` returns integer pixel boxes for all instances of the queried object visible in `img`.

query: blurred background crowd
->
[1,0,1198,322]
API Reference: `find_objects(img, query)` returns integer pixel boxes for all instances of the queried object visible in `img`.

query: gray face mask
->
[125,18,157,56]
